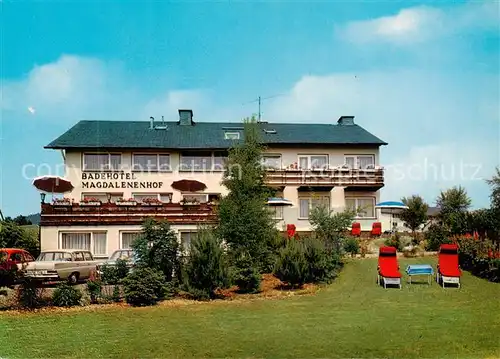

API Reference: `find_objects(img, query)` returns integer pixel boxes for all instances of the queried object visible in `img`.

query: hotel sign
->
[81,172,164,189]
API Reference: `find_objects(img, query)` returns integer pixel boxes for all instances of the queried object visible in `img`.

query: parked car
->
[0,248,35,285]
[96,249,136,276]
[21,249,103,284]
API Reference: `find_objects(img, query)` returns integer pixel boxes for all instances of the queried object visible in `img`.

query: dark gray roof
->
[45,120,388,150]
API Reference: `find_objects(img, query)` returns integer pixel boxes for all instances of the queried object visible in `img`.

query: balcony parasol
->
[32,175,74,193]
[266,197,293,206]
[171,179,207,192]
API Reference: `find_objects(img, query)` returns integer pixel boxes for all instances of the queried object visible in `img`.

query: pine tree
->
[217,118,278,270]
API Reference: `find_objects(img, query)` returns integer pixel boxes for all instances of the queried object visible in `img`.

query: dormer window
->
[224,132,240,140]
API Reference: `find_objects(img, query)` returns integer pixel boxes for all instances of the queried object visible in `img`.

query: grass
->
[1,257,499,359]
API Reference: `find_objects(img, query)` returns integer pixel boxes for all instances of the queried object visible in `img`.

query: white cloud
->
[337,1,499,45]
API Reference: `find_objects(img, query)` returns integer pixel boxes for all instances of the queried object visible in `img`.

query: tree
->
[13,215,32,226]
[486,167,500,236]
[184,229,230,299]
[309,206,355,254]
[0,221,39,256]
[217,118,278,270]
[132,218,180,282]
[399,195,428,238]
[436,186,471,235]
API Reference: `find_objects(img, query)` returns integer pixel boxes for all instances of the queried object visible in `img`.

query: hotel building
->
[40,110,387,258]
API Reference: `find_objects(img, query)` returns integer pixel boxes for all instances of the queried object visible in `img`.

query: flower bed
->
[80,197,102,206]
[454,236,500,283]
[116,198,137,206]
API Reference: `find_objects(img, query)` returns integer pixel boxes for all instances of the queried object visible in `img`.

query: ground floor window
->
[180,232,196,253]
[121,232,142,249]
[270,206,284,220]
[82,193,123,203]
[299,196,330,219]
[345,197,376,218]
[60,232,107,256]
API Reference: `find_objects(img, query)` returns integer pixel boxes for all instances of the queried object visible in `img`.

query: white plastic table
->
[406,264,434,285]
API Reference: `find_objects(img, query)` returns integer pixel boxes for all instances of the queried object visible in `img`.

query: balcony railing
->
[40,202,217,226]
[264,167,384,187]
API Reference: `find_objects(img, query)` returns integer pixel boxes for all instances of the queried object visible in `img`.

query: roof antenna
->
[243,94,284,122]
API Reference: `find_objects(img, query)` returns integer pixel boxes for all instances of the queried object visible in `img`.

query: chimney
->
[337,115,355,125]
[179,109,194,126]
[150,116,154,129]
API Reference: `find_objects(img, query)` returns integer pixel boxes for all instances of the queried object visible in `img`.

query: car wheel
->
[68,272,79,284]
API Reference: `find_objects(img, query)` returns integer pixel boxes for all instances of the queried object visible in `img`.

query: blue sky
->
[0,0,499,217]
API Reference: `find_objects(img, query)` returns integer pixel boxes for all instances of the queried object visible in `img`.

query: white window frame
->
[262,154,282,170]
[132,153,171,172]
[344,154,375,169]
[59,231,108,258]
[298,154,329,170]
[345,197,376,219]
[179,231,197,254]
[224,132,240,140]
[81,193,124,203]
[180,151,227,172]
[182,193,209,203]
[270,206,284,220]
[298,196,330,219]
[83,153,122,171]
[120,231,142,250]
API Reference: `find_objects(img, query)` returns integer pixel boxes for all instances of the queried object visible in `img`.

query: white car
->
[21,249,103,283]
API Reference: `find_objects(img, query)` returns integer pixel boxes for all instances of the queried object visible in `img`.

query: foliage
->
[384,233,403,251]
[0,221,40,256]
[112,285,122,302]
[486,166,500,216]
[425,224,452,251]
[100,259,130,285]
[455,236,500,283]
[17,279,45,309]
[309,206,355,254]
[122,267,168,307]
[399,195,428,236]
[436,186,471,235]
[52,283,83,307]
[274,239,309,287]
[232,251,261,293]
[343,237,360,257]
[217,118,278,270]
[184,229,231,299]
[0,286,16,310]
[132,218,181,282]
[303,236,340,284]
[86,279,102,304]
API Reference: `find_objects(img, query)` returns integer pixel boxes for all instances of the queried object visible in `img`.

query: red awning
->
[32,175,74,193]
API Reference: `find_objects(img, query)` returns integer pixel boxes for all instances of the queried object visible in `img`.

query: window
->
[83,154,121,171]
[83,252,93,261]
[60,232,107,256]
[180,151,213,171]
[38,252,72,261]
[73,252,85,261]
[270,206,284,220]
[10,253,22,262]
[132,154,170,172]
[213,151,227,171]
[224,131,240,140]
[344,155,375,169]
[180,232,196,253]
[299,196,330,219]
[298,155,328,170]
[121,232,141,249]
[345,197,375,218]
[262,155,282,170]
[160,193,172,203]
[82,193,108,202]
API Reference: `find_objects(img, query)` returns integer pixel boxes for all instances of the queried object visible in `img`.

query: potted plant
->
[116,197,137,206]
[142,197,162,206]
[52,198,72,206]
[80,197,102,206]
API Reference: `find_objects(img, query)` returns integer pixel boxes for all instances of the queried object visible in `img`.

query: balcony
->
[40,202,217,226]
[265,167,384,189]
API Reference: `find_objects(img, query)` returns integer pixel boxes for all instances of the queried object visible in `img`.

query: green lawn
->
[1,257,499,359]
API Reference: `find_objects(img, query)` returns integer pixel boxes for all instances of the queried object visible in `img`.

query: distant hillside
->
[26,213,41,225]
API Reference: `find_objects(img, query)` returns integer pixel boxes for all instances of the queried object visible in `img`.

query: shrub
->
[305,236,341,284]
[0,286,16,310]
[17,279,45,309]
[184,230,231,299]
[122,267,168,307]
[343,237,360,257]
[112,285,121,302]
[274,239,309,287]
[232,252,261,294]
[86,279,102,304]
[384,233,403,251]
[425,224,452,251]
[52,283,82,307]
[0,267,18,288]
[100,259,129,285]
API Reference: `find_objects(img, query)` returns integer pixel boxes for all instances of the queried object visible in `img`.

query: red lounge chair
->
[351,222,361,237]
[377,246,402,288]
[437,244,461,288]
[371,222,382,237]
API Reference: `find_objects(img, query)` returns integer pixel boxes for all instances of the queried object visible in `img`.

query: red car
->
[0,248,35,271]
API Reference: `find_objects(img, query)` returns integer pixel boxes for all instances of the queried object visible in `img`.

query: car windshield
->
[109,250,133,261]
[37,252,72,261]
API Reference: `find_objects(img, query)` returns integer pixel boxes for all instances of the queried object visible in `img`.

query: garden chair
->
[351,222,361,237]
[371,222,382,237]
[437,244,461,288]
[377,246,402,288]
